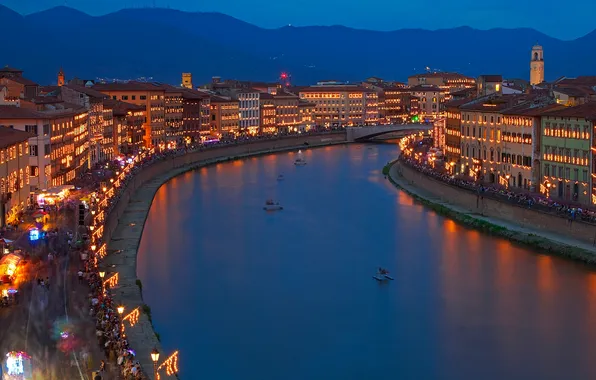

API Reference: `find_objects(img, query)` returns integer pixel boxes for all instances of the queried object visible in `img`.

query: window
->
[565,167,570,180]
[30,166,38,177]
[583,170,588,182]
[132,95,136,100]
[544,164,550,177]
[573,168,579,181]
[140,95,147,100]
[43,124,50,135]
[29,145,37,156]
[112,96,117,100]
[25,125,38,134]
[122,95,129,100]
[44,144,50,155]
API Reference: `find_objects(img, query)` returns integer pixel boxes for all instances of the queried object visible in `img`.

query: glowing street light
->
[99,271,105,279]
[91,245,97,251]
[117,305,124,315]
[151,348,160,379]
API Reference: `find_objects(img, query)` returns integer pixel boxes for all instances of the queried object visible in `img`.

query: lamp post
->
[505,174,511,189]
[151,348,160,379]
[117,305,124,335]
[99,271,105,280]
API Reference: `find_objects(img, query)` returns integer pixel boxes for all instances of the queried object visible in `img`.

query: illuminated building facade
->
[237,89,260,134]
[259,91,301,133]
[379,88,414,123]
[477,75,503,97]
[501,103,561,191]
[408,72,475,93]
[181,73,193,89]
[102,101,114,160]
[0,126,34,227]
[298,85,376,126]
[540,103,596,205]
[260,102,276,134]
[109,101,146,154]
[94,82,166,147]
[210,96,239,136]
[181,89,209,142]
[411,85,445,121]
[163,85,184,142]
[444,99,468,166]
[298,100,316,131]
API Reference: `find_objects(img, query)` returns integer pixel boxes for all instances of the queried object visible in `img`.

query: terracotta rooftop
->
[0,66,23,74]
[553,86,595,97]
[93,81,166,92]
[556,76,596,86]
[460,94,527,112]
[409,72,474,80]
[0,105,86,119]
[31,96,64,105]
[450,87,476,96]
[299,85,369,92]
[180,88,209,100]
[2,76,38,86]
[210,95,236,103]
[0,126,35,149]
[541,102,596,119]
[39,86,59,95]
[479,75,503,82]
[259,93,274,100]
[409,85,441,92]
[64,84,107,99]
[503,103,564,116]
[444,98,473,108]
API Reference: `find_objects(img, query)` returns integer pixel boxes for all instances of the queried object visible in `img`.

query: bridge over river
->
[346,123,432,141]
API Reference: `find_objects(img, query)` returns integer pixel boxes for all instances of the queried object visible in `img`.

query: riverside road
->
[139,143,596,380]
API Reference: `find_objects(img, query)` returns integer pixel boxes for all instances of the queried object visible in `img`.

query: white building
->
[237,89,260,134]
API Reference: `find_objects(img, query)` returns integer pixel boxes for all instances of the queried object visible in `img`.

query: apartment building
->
[0,126,34,227]
[94,82,165,147]
[210,96,239,136]
[298,85,375,126]
[411,85,445,120]
[237,89,260,134]
[0,105,88,190]
[540,103,596,205]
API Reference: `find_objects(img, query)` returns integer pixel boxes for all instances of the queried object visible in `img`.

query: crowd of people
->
[400,141,596,225]
[72,129,344,378]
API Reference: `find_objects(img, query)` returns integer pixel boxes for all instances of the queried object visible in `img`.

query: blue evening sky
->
[4,0,595,40]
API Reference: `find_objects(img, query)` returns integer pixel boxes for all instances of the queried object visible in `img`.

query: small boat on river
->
[294,150,307,166]
[373,267,393,281]
[263,199,283,211]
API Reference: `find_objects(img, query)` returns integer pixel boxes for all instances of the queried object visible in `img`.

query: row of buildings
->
[433,46,596,206]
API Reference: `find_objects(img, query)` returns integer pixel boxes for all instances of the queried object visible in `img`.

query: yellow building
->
[0,126,34,226]
[298,85,376,126]
[210,96,239,136]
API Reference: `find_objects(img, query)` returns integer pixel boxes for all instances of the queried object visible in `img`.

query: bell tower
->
[57,67,65,87]
[530,45,544,85]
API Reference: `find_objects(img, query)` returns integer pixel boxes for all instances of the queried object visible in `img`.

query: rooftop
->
[93,81,166,92]
[460,94,527,112]
[1,76,38,86]
[553,86,595,97]
[103,99,145,116]
[299,85,369,92]
[409,72,474,80]
[503,103,564,116]
[210,95,236,103]
[410,85,441,92]
[0,105,86,119]
[479,75,503,83]
[542,102,596,119]
[64,84,108,99]
[0,126,35,148]
[444,98,473,109]
[0,66,23,74]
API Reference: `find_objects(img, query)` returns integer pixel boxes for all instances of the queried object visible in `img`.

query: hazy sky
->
[4,0,595,40]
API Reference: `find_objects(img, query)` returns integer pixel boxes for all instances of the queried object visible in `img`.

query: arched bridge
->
[346,123,432,142]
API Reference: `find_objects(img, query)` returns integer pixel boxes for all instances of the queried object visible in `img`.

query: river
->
[137,143,596,380]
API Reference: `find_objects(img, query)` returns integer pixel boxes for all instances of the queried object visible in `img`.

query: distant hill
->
[2,5,595,86]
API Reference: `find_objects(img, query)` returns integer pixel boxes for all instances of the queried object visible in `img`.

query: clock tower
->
[530,45,544,85]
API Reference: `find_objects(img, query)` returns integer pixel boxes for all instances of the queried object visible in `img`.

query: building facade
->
[0,126,34,227]
[411,85,444,121]
[94,82,166,147]
[298,85,373,127]
[540,104,596,205]
[237,90,260,134]
[210,96,240,136]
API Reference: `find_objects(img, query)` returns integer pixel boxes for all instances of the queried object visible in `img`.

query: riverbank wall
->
[388,161,596,264]
[100,133,347,379]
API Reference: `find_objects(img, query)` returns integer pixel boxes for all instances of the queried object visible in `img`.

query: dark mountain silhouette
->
[2,5,595,86]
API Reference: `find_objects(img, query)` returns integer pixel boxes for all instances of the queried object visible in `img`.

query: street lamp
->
[505,174,511,189]
[91,245,97,251]
[151,348,160,379]
[117,305,125,335]
[99,271,105,279]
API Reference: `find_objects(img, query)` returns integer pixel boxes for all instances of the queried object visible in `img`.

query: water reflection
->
[138,143,596,380]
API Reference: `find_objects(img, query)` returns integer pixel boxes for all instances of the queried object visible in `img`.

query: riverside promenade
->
[388,160,596,263]
[100,133,347,379]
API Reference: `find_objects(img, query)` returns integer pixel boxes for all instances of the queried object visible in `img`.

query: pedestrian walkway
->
[389,164,596,256]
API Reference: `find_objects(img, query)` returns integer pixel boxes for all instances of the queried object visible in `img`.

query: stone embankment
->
[100,133,347,379]
[388,160,596,264]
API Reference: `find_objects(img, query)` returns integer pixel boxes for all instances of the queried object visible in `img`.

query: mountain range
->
[2,5,596,86]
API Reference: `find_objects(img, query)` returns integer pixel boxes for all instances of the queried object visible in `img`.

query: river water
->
[137,143,596,380]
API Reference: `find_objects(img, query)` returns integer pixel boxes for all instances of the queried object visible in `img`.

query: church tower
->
[530,45,544,85]
[182,73,193,89]
[57,67,65,87]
